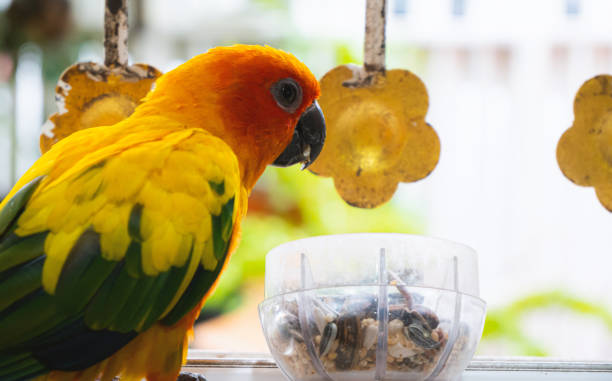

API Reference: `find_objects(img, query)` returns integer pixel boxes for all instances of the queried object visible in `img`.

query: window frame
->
[184,351,612,379]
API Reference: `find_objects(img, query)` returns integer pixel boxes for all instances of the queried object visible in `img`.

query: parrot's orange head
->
[144,45,325,188]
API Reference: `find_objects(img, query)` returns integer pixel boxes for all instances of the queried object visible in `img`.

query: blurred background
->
[1,0,611,359]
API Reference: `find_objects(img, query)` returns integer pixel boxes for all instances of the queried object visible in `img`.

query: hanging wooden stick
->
[343,0,387,87]
[104,0,129,67]
[364,0,386,74]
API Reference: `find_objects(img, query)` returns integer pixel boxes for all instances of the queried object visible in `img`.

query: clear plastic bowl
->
[258,234,486,381]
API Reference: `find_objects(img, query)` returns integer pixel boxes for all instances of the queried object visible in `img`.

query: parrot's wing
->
[0,125,243,379]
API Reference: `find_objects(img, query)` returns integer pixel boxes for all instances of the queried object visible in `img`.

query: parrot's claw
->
[177,371,208,381]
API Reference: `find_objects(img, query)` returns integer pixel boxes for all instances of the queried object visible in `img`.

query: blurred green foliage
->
[334,43,359,66]
[251,0,289,11]
[482,290,612,356]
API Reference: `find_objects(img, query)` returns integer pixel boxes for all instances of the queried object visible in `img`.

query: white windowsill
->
[183,351,612,380]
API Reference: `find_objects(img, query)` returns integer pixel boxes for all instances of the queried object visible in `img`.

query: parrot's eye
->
[271,78,303,113]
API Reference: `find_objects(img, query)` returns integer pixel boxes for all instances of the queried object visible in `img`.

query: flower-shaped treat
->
[40,0,161,154]
[309,0,439,208]
[557,75,612,211]
[41,62,161,153]
[309,66,440,208]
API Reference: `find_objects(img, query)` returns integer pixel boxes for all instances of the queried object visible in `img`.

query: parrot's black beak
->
[272,100,326,169]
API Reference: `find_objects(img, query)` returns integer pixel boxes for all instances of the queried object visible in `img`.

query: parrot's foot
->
[177,371,207,381]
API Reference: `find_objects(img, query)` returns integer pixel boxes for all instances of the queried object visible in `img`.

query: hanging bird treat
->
[40,0,161,153]
[309,0,440,208]
[310,66,439,208]
[41,62,161,153]
[557,75,612,212]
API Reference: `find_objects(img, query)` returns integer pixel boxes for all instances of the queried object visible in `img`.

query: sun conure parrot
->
[0,45,325,381]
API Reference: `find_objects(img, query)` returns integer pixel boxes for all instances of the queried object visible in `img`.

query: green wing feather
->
[0,128,241,379]
[0,177,43,237]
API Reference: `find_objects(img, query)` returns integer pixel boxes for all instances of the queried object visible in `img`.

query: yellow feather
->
[140,207,163,240]
[201,238,217,271]
[175,234,193,267]
[78,361,104,381]
[57,197,106,233]
[42,227,85,293]
[99,218,131,261]
[98,203,131,261]
[102,158,148,202]
[92,203,121,234]
[44,123,191,193]
[65,165,104,202]
[151,222,180,272]
[141,183,171,215]
[121,140,173,171]
[194,208,213,243]
[15,205,53,235]
[45,199,74,231]
[100,357,122,381]
[161,239,202,318]
[168,192,207,235]
[140,236,157,276]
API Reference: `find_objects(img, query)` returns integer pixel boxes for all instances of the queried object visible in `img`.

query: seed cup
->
[259,234,486,381]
